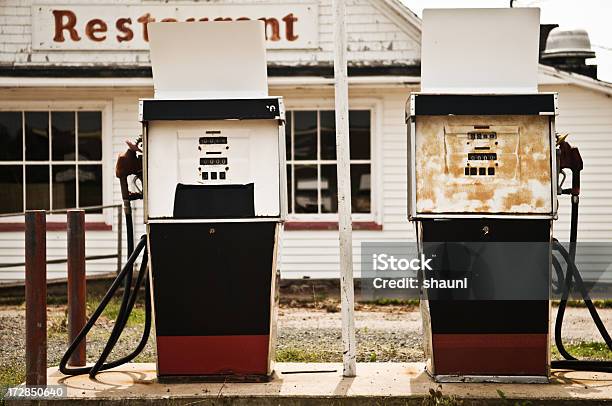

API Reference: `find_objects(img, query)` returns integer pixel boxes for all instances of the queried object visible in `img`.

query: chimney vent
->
[541,28,597,78]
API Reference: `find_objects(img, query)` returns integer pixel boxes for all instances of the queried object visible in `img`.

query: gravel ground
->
[276,306,424,362]
[1,304,611,384]
[0,306,158,371]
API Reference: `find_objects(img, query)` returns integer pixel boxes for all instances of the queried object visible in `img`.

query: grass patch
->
[552,299,612,308]
[551,342,612,361]
[276,348,339,363]
[361,298,420,307]
[86,296,146,327]
[0,364,25,399]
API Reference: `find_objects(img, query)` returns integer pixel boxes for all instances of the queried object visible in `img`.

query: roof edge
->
[539,64,612,96]
[0,64,421,78]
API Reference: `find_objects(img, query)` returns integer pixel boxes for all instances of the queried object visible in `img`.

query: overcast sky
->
[401,0,612,83]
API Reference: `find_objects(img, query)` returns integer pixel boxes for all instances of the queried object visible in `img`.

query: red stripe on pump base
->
[156,335,271,379]
[432,333,548,377]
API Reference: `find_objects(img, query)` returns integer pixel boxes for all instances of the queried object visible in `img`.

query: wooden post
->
[25,210,47,385]
[67,210,86,366]
[332,0,356,377]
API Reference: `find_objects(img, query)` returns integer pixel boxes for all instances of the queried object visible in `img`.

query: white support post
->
[332,0,357,377]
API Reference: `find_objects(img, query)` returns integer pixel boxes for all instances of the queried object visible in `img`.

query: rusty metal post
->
[67,210,86,366]
[25,210,47,385]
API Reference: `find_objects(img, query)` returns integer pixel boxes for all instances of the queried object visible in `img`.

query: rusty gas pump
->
[408,8,611,383]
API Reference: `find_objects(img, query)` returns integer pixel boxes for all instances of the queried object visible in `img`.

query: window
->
[286,110,371,216]
[0,111,103,215]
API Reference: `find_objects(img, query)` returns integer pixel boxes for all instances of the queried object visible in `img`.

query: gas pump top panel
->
[407,93,557,218]
[141,22,286,221]
[409,8,557,219]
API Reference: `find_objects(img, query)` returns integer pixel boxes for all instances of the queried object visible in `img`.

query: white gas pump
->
[59,21,285,382]
[141,21,285,381]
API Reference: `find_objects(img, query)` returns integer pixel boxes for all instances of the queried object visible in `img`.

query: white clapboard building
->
[0,0,611,281]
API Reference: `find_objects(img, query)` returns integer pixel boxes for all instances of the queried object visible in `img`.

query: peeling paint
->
[415,115,553,214]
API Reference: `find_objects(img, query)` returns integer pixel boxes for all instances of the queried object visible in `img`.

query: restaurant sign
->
[31,3,319,50]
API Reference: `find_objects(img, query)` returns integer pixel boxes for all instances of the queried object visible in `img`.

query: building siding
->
[0,88,150,281]
[4,82,611,282]
[545,84,612,242]
[1,1,611,283]
[0,0,420,68]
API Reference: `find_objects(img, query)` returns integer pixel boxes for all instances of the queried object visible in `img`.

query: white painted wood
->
[332,0,356,378]
[4,83,610,282]
[31,3,319,51]
[1,0,421,68]
[0,89,149,282]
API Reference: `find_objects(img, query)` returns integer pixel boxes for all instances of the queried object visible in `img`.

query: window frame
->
[0,100,113,225]
[283,98,383,225]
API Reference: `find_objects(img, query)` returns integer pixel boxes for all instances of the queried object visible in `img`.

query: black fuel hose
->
[124,200,134,257]
[551,255,565,295]
[551,196,612,372]
[88,249,149,378]
[60,208,152,378]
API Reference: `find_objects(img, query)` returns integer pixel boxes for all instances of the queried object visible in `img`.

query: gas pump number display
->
[200,158,228,165]
[200,136,227,144]
[198,134,230,182]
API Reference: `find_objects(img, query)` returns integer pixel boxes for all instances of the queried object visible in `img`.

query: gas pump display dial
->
[198,134,230,183]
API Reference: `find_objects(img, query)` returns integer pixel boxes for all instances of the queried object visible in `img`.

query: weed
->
[497,389,532,406]
[48,311,68,336]
[0,364,25,398]
[422,386,463,406]
[324,302,339,313]
[364,298,419,307]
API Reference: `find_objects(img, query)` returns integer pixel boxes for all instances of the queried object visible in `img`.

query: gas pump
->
[408,7,612,383]
[60,21,285,382]
[407,8,557,383]
[409,93,557,382]
[142,21,285,381]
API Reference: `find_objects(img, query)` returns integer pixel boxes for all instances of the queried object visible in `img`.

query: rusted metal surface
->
[25,210,47,385]
[415,115,553,214]
[67,210,86,367]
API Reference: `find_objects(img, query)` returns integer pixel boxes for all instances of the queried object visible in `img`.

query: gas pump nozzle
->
[115,139,143,202]
[115,138,143,257]
[557,134,583,196]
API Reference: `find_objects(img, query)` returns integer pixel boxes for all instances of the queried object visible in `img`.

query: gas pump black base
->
[420,219,551,382]
[148,221,279,381]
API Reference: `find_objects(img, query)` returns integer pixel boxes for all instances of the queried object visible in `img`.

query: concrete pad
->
[7,362,612,405]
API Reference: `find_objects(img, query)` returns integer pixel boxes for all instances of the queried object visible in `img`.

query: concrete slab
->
[6,362,612,405]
